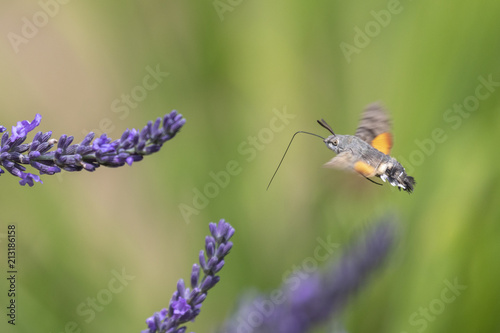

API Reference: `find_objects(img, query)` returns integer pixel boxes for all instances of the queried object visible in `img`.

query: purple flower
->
[218,220,395,333]
[19,172,43,186]
[145,308,168,332]
[0,111,186,186]
[171,298,191,321]
[11,113,42,140]
[142,219,235,333]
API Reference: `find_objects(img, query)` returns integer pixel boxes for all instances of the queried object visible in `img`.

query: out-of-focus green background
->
[1,1,499,332]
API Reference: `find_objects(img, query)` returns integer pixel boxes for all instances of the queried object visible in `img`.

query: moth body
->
[267,102,416,193]
[319,103,416,193]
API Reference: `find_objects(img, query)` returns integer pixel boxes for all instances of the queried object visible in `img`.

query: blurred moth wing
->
[355,103,393,155]
[324,151,357,170]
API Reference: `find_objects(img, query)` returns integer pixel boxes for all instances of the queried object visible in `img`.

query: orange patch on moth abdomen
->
[354,161,376,177]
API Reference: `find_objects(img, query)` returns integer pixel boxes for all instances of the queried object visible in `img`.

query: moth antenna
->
[317,119,336,136]
[267,131,325,191]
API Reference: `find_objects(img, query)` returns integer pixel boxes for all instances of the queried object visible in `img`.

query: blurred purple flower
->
[142,219,235,333]
[218,220,395,333]
[0,111,185,186]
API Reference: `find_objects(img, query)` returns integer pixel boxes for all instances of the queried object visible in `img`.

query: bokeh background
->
[1,1,500,332]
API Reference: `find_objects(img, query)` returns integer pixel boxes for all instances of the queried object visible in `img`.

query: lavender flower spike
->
[0,111,185,186]
[142,219,235,333]
[218,219,395,333]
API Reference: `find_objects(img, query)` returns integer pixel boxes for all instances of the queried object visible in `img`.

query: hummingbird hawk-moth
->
[268,103,416,193]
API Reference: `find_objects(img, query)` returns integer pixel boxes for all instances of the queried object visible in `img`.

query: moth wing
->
[355,103,393,155]
[370,132,393,155]
[324,151,357,170]
[325,153,377,178]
